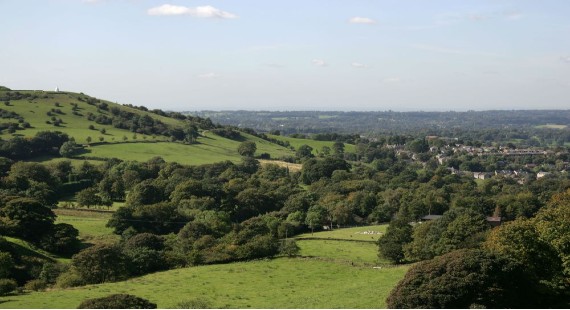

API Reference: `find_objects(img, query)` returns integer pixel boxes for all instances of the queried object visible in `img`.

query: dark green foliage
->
[296,144,313,159]
[378,217,412,263]
[301,157,351,184]
[71,244,128,284]
[0,278,17,296]
[123,233,167,275]
[126,179,165,205]
[404,208,490,262]
[107,203,188,235]
[39,223,81,255]
[0,252,14,278]
[386,249,540,309]
[77,294,157,309]
[0,197,55,241]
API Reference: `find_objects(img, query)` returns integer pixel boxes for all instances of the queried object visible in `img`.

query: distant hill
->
[189,110,570,136]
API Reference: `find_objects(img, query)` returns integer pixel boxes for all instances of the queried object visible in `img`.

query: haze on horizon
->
[1,0,569,112]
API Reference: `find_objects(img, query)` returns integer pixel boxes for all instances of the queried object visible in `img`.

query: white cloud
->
[351,62,367,69]
[348,17,376,24]
[312,59,328,67]
[561,56,570,63]
[383,77,401,83]
[148,4,238,19]
[198,72,221,79]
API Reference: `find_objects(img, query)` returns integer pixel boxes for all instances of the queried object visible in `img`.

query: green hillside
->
[1,257,407,309]
[267,134,356,154]
[0,88,294,164]
[0,89,180,144]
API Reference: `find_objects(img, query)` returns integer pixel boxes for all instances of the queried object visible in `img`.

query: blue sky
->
[1,0,569,111]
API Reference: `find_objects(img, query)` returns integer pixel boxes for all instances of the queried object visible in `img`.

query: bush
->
[71,244,128,284]
[0,278,17,296]
[386,249,540,308]
[78,294,157,309]
[55,270,86,288]
[24,279,47,291]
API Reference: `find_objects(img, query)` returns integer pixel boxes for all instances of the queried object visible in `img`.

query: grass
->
[0,91,166,144]
[78,133,294,165]
[54,209,119,245]
[267,134,356,154]
[535,124,567,129]
[296,225,387,242]
[0,258,408,309]
[297,239,387,266]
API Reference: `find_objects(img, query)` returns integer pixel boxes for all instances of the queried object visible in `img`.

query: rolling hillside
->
[0,87,295,165]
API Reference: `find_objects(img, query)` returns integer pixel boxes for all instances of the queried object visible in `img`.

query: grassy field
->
[77,133,294,165]
[0,91,168,144]
[0,258,407,309]
[297,239,386,266]
[267,134,356,154]
[296,225,387,242]
[54,209,118,245]
[535,124,567,129]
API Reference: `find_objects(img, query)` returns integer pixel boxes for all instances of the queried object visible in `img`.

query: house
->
[536,171,551,179]
[486,217,502,227]
[473,172,492,180]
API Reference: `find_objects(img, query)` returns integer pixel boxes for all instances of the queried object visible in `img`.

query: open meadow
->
[0,258,407,309]
[0,220,407,309]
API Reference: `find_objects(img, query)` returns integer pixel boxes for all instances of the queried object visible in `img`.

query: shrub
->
[24,279,48,291]
[71,244,128,284]
[0,278,17,296]
[386,249,540,308]
[78,294,157,309]
[55,270,86,288]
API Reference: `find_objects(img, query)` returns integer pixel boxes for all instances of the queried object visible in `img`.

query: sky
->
[1,0,570,111]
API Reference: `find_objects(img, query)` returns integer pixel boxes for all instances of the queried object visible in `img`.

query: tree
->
[484,218,563,298]
[78,294,157,309]
[0,197,55,241]
[76,187,102,208]
[39,223,81,255]
[332,141,345,157]
[237,141,257,157]
[378,217,412,263]
[305,205,327,234]
[71,244,128,284]
[59,140,80,157]
[296,144,314,159]
[386,249,540,309]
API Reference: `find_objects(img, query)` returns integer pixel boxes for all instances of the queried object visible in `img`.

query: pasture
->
[267,134,356,155]
[297,225,387,241]
[0,258,407,309]
[54,209,118,245]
